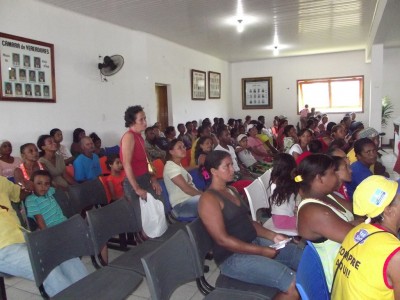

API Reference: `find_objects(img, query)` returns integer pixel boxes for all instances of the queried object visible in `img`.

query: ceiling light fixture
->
[273,46,279,56]
[237,19,244,33]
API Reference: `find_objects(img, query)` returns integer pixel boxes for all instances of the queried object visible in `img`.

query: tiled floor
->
[4,150,399,300]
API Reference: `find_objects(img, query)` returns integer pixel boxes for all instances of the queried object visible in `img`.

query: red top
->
[120,130,148,177]
[106,170,126,199]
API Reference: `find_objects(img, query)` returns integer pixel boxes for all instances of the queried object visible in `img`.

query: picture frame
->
[242,77,273,109]
[208,71,221,99]
[191,69,206,100]
[0,32,56,103]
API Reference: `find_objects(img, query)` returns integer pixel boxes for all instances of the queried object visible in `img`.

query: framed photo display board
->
[191,69,206,100]
[208,71,221,99]
[242,77,272,109]
[0,32,56,103]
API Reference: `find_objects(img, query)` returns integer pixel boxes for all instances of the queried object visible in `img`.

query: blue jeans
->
[0,243,88,297]
[219,237,302,292]
[172,195,200,218]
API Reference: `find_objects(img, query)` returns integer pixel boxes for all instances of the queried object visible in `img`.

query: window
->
[297,75,364,114]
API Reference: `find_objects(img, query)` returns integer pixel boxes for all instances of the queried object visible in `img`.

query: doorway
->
[155,84,169,131]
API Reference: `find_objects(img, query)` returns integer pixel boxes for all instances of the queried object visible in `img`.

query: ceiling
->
[36,0,400,62]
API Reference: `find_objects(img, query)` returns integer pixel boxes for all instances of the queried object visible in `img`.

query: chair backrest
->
[54,188,76,218]
[68,178,109,214]
[189,168,206,191]
[153,159,165,179]
[86,198,139,253]
[295,241,330,300]
[99,156,110,176]
[258,169,272,207]
[24,214,94,287]
[244,179,268,221]
[158,179,172,214]
[141,230,199,300]
[186,218,214,276]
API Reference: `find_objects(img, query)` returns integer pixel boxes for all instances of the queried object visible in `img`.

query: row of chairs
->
[23,196,279,299]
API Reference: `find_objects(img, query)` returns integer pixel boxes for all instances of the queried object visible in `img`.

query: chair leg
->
[0,276,7,300]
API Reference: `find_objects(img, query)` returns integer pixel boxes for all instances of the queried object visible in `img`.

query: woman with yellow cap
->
[332,176,400,300]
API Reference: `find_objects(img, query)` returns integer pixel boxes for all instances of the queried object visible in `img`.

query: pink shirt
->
[247,136,268,161]
[300,108,309,118]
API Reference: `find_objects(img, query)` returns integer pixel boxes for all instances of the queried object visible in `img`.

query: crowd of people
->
[1,104,399,299]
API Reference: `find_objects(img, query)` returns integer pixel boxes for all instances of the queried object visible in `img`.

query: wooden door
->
[155,85,168,131]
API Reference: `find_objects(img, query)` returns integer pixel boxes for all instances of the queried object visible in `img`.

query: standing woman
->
[37,135,76,189]
[120,106,162,237]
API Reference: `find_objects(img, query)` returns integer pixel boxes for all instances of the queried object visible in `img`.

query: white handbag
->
[140,193,168,238]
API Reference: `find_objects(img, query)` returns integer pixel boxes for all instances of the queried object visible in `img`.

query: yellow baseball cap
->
[353,175,399,219]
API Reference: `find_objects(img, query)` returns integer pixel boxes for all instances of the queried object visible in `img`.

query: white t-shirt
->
[270,183,297,217]
[288,144,303,156]
[163,161,198,207]
[57,144,72,160]
[236,148,257,167]
[214,144,240,172]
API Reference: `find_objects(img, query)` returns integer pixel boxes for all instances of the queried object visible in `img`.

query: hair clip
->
[294,175,303,183]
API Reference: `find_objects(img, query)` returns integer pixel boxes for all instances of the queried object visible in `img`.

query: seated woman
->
[288,128,312,161]
[194,136,213,167]
[236,134,270,175]
[37,135,76,189]
[269,153,298,230]
[247,124,273,162]
[70,128,86,158]
[328,147,352,201]
[282,125,298,153]
[50,128,74,165]
[332,176,400,300]
[163,140,202,218]
[0,140,22,180]
[297,154,355,291]
[14,143,45,192]
[199,150,303,299]
[89,132,105,158]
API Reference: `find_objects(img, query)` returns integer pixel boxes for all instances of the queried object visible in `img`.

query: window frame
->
[297,75,364,114]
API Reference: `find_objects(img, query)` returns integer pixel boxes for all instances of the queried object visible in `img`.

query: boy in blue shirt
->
[25,170,67,229]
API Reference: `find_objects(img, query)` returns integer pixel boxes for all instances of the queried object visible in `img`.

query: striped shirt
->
[26,187,67,227]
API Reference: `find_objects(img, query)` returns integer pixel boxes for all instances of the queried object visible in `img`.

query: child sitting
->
[105,154,126,201]
[268,153,299,230]
[236,134,271,174]
[25,170,67,229]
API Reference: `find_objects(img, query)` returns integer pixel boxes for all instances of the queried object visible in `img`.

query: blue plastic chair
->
[158,179,196,222]
[296,241,330,300]
[189,168,207,191]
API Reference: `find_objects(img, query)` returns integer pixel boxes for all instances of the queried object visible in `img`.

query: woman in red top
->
[121,106,162,239]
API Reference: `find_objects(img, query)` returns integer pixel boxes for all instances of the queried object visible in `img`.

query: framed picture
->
[208,71,221,99]
[242,77,273,109]
[0,32,56,103]
[191,69,206,100]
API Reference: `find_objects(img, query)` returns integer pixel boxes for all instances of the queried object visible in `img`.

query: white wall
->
[382,48,400,144]
[0,0,229,154]
[230,51,371,128]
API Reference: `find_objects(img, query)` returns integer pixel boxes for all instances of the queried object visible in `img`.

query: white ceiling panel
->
[35,0,400,62]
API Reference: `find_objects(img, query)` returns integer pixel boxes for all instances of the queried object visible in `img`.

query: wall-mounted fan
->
[98,55,124,76]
